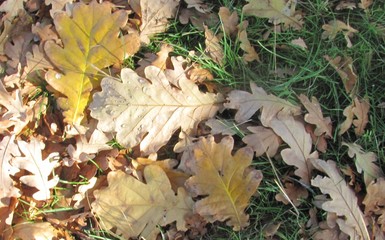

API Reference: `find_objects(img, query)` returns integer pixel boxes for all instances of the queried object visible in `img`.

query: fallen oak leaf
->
[298,94,332,138]
[322,20,358,48]
[185,136,263,230]
[362,178,385,232]
[204,25,224,65]
[92,165,193,240]
[270,116,319,184]
[89,66,224,155]
[237,21,260,63]
[243,125,281,157]
[218,7,239,37]
[45,1,140,125]
[339,97,370,136]
[324,55,358,95]
[311,159,370,240]
[342,142,384,186]
[242,0,303,30]
[225,82,301,127]
[11,138,59,201]
[138,0,180,44]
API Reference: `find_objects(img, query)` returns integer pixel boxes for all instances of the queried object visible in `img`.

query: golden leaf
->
[185,136,263,230]
[45,1,140,125]
[92,165,193,240]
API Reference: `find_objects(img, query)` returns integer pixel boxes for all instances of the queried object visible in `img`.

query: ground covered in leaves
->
[0,0,385,239]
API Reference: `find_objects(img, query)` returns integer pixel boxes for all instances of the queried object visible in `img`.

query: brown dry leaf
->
[11,138,59,201]
[275,181,308,206]
[132,157,190,191]
[243,126,281,157]
[187,66,214,83]
[225,82,301,126]
[263,222,281,238]
[138,0,179,44]
[305,123,328,153]
[270,116,319,184]
[185,136,263,230]
[298,94,332,138]
[45,1,140,125]
[322,20,358,48]
[0,80,29,134]
[243,0,303,30]
[26,44,54,72]
[151,43,174,70]
[342,142,384,186]
[359,0,373,9]
[324,55,358,94]
[363,178,385,232]
[92,165,193,240]
[237,21,260,63]
[218,7,239,37]
[179,8,219,31]
[0,135,21,209]
[11,222,61,239]
[204,25,224,65]
[89,66,224,155]
[339,97,370,136]
[185,0,211,13]
[311,159,370,240]
[4,33,33,74]
[45,0,74,17]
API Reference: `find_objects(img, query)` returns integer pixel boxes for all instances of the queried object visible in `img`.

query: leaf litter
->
[0,0,382,239]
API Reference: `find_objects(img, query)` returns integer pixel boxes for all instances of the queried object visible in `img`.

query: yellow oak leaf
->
[185,136,263,230]
[92,165,193,240]
[44,1,140,125]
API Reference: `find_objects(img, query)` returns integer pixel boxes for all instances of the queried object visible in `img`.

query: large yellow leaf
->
[185,136,263,230]
[89,66,224,155]
[44,1,139,125]
[91,165,193,240]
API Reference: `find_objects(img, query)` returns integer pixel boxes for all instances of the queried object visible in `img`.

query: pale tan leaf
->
[0,135,21,208]
[89,66,224,155]
[343,142,384,186]
[204,25,224,65]
[151,43,174,70]
[92,165,193,240]
[298,94,332,137]
[0,0,26,19]
[218,7,239,37]
[185,136,263,230]
[11,138,59,200]
[339,97,370,136]
[270,116,319,184]
[26,44,54,72]
[139,0,179,44]
[225,82,301,126]
[237,21,260,63]
[311,159,370,240]
[324,55,358,94]
[243,0,303,30]
[243,126,281,157]
[205,118,239,136]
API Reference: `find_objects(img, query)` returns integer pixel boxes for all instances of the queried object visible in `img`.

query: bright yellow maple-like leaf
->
[92,165,193,240]
[185,136,263,230]
[44,1,139,125]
